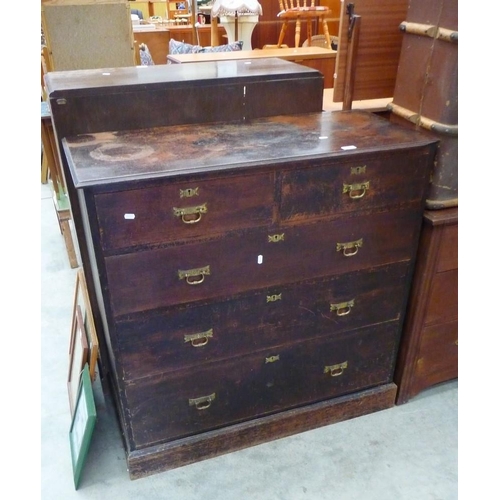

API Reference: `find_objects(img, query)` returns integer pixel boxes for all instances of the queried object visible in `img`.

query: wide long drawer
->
[124,321,400,449]
[105,208,421,316]
[115,262,410,380]
[94,171,275,253]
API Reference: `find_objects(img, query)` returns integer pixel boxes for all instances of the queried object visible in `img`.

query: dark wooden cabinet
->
[394,207,458,404]
[63,110,437,479]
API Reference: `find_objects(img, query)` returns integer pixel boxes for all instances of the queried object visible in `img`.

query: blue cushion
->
[139,43,154,66]
[168,39,244,58]
[199,41,244,53]
[168,39,203,55]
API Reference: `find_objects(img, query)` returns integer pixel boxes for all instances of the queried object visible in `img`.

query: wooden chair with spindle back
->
[277,0,332,49]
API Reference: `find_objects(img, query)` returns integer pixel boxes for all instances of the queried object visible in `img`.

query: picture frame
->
[72,268,99,381]
[68,304,89,417]
[69,363,97,490]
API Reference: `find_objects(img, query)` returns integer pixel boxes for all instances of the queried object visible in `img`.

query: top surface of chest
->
[64,111,437,188]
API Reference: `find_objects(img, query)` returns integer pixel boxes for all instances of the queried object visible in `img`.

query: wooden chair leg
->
[294,19,301,48]
[322,16,331,47]
[278,21,288,47]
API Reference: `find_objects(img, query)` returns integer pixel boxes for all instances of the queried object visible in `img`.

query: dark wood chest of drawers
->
[394,208,458,404]
[63,110,437,479]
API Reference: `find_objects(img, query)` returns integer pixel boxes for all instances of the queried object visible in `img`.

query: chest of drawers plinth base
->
[127,383,396,479]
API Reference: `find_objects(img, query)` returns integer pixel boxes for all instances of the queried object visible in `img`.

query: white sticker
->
[341,145,357,150]
[124,213,136,220]
[319,136,328,140]
[257,255,263,264]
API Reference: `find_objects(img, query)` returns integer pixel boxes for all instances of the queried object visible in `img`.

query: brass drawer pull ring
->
[324,361,348,377]
[178,265,211,285]
[343,181,370,199]
[184,328,214,347]
[336,238,363,257]
[173,203,207,224]
[330,299,355,316]
[189,393,216,411]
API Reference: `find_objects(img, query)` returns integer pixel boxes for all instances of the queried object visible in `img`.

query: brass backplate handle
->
[324,361,348,377]
[330,299,355,316]
[343,181,370,199]
[184,328,214,347]
[173,203,207,224]
[336,238,363,257]
[178,265,211,285]
[189,393,216,410]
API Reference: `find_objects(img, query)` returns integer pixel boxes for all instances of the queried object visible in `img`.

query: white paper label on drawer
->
[257,255,263,264]
[124,213,136,220]
[341,145,357,150]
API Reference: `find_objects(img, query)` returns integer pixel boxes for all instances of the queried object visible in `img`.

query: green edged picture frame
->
[69,363,97,490]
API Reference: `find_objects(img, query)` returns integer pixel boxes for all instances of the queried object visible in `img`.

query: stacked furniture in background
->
[389,0,458,404]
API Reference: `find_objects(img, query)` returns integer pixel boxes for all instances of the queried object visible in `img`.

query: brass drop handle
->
[324,361,348,377]
[189,393,216,411]
[173,203,207,224]
[330,299,355,316]
[336,238,363,257]
[178,265,210,285]
[343,181,370,199]
[184,328,214,347]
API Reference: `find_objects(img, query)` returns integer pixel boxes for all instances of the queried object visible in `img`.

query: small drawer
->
[415,319,458,390]
[105,208,421,316]
[280,149,431,222]
[425,269,458,326]
[115,262,411,380]
[436,223,458,272]
[94,172,275,252]
[124,321,400,449]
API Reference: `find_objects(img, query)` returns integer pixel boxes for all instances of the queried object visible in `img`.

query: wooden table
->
[167,47,337,88]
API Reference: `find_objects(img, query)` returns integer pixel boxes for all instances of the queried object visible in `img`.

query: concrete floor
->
[41,180,458,499]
